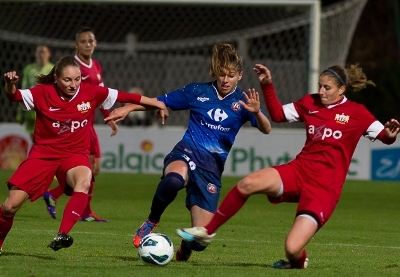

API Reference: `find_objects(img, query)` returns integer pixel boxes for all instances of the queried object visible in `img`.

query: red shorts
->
[89,125,101,158]
[7,154,91,201]
[268,160,340,228]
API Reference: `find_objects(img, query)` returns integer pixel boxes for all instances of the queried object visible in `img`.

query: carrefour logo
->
[207,108,228,122]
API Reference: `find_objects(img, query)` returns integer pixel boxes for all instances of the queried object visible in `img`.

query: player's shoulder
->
[181,82,213,95]
[91,59,102,68]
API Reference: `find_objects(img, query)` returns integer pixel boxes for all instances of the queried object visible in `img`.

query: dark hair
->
[209,44,243,79]
[75,27,95,41]
[35,56,80,84]
[321,64,375,93]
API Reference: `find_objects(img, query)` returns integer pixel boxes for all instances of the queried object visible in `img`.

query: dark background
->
[325,0,400,122]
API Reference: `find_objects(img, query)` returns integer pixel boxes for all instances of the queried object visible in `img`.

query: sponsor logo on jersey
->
[308,110,319,114]
[197,96,209,102]
[335,113,349,124]
[203,108,231,132]
[49,107,61,111]
[308,124,342,140]
[231,102,241,111]
[207,183,217,194]
[200,120,231,132]
[207,108,228,122]
[82,75,89,80]
[52,119,89,134]
[77,102,91,113]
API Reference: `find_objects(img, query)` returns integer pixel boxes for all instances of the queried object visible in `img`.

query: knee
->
[74,179,91,194]
[160,172,185,191]
[2,201,20,215]
[92,168,100,177]
[284,243,303,260]
[236,175,256,195]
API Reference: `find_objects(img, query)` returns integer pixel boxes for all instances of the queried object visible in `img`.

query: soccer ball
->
[138,233,174,266]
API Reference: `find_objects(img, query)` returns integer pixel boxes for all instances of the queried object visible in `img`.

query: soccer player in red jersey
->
[43,27,115,222]
[0,56,167,254]
[177,63,400,268]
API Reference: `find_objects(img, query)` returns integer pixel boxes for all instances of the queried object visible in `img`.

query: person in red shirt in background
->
[1,56,167,254]
[177,63,400,269]
[43,27,116,222]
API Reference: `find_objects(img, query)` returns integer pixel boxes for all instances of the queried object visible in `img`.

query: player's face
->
[75,31,97,59]
[35,46,51,66]
[318,75,345,105]
[55,66,82,99]
[215,68,243,96]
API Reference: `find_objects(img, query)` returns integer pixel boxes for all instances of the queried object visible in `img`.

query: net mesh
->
[0,0,367,127]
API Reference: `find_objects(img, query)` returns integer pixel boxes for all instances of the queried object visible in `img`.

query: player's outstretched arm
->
[253,64,272,85]
[239,88,271,134]
[4,71,19,95]
[105,101,169,125]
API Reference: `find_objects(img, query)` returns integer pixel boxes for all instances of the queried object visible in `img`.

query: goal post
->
[0,0,367,128]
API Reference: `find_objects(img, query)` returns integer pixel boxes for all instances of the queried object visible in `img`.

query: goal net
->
[0,0,367,128]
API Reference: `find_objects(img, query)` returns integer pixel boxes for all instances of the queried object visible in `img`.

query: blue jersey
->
[158,81,262,173]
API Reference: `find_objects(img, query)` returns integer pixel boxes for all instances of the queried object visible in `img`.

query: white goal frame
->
[18,0,321,93]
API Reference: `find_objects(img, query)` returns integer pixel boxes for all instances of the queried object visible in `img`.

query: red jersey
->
[263,82,385,193]
[17,83,121,159]
[74,55,104,86]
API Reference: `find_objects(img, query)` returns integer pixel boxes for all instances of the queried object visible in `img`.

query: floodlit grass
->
[0,169,399,277]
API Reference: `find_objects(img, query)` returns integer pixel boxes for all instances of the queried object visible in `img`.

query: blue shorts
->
[164,150,222,213]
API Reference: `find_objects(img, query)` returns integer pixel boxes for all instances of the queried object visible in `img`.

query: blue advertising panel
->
[371,148,400,181]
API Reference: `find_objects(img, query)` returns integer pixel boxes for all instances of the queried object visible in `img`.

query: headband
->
[324,68,345,86]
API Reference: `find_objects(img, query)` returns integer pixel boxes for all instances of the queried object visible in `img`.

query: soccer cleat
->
[270,258,309,269]
[48,232,73,251]
[175,241,192,262]
[176,227,216,246]
[133,219,159,248]
[79,212,109,222]
[42,192,56,219]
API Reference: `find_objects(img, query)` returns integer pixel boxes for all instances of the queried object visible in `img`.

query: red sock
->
[0,205,15,249]
[58,192,88,234]
[205,185,248,234]
[80,181,94,218]
[289,250,307,269]
[48,185,64,201]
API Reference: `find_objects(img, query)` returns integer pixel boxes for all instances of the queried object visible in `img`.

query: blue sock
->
[148,172,185,222]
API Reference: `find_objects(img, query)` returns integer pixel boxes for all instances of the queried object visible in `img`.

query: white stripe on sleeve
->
[19,89,34,110]
[282,103,299,122]
[365,120,384,141]
[101,88,118,109]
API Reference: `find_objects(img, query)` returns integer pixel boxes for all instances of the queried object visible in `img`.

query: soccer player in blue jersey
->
[105,44,272,261]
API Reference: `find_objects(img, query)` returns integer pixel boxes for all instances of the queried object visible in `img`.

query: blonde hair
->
[321,64,375,93]
[209,44,243,79]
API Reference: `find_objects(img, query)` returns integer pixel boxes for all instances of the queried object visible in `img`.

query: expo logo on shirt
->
[308,125,342,140]
[52,119,89,134]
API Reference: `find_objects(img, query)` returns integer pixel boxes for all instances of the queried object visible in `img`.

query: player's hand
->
[384,118,400,138]
[104,106,132,124]
[107,119,119,136]
[4,71,19,84]
[238,88,261,114]
[253,64,272,85]
[155,108,169,125]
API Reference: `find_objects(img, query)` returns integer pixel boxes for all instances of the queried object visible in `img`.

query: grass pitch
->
[0,169,399,277]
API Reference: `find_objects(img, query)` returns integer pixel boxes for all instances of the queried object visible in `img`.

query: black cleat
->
[48,232,73,251]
